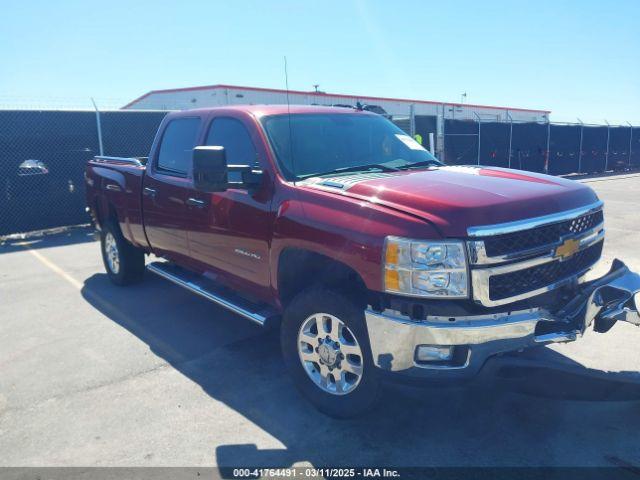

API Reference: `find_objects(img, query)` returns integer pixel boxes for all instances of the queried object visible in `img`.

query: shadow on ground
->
[80,272,640,472]
[0,225,96,254]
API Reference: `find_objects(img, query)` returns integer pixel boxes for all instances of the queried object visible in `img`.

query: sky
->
[1,0,639,124]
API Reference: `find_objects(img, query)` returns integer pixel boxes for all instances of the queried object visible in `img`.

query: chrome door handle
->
[186,197,205,208]
[143,187,157,197]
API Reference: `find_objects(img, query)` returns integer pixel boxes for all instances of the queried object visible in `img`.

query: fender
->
[269,186,441,300]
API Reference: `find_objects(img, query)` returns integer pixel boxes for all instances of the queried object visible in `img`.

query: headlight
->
[383,237,468,298]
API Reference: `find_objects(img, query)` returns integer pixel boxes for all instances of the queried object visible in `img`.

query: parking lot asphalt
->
[1,174,639,469]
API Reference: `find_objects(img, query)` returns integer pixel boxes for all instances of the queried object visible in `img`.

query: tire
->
[281,287,381,418]
[100,220,145,286]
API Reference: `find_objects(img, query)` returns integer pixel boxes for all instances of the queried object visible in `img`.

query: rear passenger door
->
[143,116,201,264]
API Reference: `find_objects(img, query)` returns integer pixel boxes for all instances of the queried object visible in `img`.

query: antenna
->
[284,56,296,183]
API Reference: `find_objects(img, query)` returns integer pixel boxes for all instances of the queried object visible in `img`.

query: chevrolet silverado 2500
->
[85,105,640,417]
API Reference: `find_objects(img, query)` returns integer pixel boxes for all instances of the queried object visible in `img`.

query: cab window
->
[205,117,258,166]
[156,117,200,174]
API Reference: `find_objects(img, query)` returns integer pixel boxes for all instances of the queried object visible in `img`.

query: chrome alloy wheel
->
[297,313,364,395]
[104,232,120,274]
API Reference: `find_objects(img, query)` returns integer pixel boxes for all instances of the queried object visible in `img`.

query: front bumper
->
[365,259,640,381]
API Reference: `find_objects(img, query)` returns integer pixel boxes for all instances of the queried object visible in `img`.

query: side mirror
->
[193,146,228,192]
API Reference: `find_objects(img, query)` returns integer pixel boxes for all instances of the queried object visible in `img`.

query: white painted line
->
[26,247,83,290]
[22,244,189,363]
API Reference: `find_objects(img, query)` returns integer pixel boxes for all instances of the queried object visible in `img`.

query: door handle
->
[186,197,206,208]
[143,187,157,197]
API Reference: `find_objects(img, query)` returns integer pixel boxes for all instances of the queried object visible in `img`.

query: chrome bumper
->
[365,259,640,380]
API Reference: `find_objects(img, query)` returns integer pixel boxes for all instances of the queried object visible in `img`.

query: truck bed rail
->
[93,156,147,166]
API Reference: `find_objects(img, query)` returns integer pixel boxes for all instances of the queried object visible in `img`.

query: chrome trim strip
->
[468,222,604,265]
[467,200,603,237]
[534,331,578,344]
[147,263,268,326]
[472,233,604,307]
[94,156,143,166]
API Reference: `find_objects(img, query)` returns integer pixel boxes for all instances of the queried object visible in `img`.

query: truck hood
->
[303,166,599,237]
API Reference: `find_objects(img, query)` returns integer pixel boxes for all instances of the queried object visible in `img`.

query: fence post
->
[604,120,611,171]
[506,111,513,168]
[545,120,551,174]
[473,112,481,165]
[577,118,584,174]
[628,121,633,169]
[436,103,445,161]
[91,98,104,156]
[409,104,416,138]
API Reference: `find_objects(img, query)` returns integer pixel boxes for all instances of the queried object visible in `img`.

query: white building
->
[123,84,550,123]
[123,84,550,158]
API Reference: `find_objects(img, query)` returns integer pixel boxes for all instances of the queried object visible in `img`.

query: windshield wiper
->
[299,162,400,179]
[396,159,443,170]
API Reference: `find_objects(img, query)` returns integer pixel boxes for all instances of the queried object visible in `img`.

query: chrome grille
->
[468,201,605,307]
[488,241,603,301]
[484,210,603,257]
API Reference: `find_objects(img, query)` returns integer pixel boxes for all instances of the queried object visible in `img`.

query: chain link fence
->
[0,105,638,237]
[391,112,639,175]
[0,109,168,236]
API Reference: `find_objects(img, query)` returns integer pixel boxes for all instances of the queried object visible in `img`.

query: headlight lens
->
[384,237,468,298]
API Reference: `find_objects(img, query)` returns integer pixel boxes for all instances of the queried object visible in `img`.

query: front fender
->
[270,189,441,295]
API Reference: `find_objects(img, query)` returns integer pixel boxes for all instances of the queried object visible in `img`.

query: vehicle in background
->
[85,105,640,417]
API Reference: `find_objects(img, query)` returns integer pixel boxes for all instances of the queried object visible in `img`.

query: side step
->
[147,261,279,327]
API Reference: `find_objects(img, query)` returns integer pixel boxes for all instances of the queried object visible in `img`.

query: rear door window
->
[157,117,200,174]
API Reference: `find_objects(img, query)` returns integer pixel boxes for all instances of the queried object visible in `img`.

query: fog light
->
[415,345,454,362]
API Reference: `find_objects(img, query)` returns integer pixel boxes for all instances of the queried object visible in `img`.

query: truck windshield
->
[261,113,442,180]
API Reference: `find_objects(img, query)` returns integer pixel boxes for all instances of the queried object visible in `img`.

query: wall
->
[125,86,549,122]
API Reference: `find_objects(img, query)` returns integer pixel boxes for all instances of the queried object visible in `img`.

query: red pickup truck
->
[86,105,640,417]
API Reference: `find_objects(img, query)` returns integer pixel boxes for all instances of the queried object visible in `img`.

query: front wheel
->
[281,288,380,418]
[100,220,145,286]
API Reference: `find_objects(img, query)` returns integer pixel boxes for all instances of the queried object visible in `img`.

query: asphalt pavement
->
[0,173,639,469]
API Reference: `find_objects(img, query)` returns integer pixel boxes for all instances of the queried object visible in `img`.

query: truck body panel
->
[86,105,601,308]
[85,104,640,410]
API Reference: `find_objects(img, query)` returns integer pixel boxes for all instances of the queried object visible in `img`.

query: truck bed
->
[85,155,150,250]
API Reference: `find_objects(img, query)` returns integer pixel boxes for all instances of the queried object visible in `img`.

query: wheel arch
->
[276,247,369,308]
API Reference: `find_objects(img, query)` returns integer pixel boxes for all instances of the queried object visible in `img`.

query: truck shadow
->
[81,272,640,471]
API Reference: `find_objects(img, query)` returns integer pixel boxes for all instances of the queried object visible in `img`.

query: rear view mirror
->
[193,146,228,192]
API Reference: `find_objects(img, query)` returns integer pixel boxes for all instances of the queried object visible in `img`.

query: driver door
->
[185,115,274,302]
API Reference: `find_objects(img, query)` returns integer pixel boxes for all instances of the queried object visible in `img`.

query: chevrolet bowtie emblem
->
[555,238,580,260]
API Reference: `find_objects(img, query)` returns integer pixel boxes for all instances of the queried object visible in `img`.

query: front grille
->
[488,240,603,301]
[483,210,603,257]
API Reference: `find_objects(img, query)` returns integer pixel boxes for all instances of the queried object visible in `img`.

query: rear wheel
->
[100,220,145,286]
[281,288,380,418]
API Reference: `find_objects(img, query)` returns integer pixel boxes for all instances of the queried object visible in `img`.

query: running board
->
[147,261,279,327]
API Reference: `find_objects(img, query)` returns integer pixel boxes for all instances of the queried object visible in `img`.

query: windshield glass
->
[261,113,441,180]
